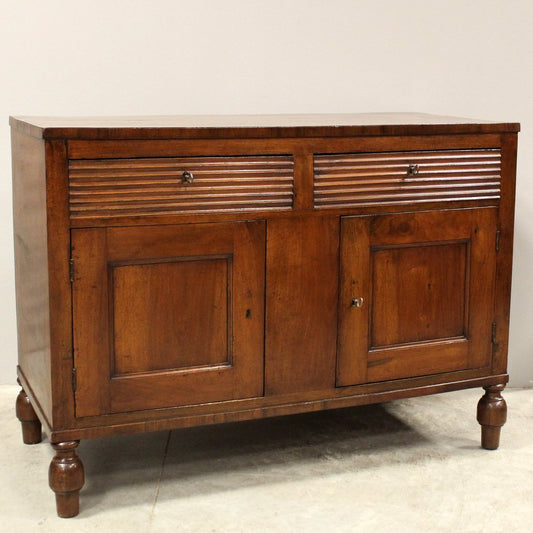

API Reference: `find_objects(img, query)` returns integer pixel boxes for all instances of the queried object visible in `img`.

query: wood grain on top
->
[9,113,520,140]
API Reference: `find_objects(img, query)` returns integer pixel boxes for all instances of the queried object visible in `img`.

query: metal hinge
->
[491,322,497,345]
[496,230,501,252]
[72,368,77,392]
[69,258,75,282]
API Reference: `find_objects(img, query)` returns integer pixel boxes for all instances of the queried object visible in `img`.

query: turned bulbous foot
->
[477,384,507,450]
[49,441,85,518]
[16,384,42,444]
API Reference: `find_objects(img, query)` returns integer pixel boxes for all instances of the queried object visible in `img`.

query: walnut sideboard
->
[10,113,519,517]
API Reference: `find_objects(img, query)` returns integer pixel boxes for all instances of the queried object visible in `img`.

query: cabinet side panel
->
[266,216,338,394]
[493,133,518,374]
[12,129,53,424]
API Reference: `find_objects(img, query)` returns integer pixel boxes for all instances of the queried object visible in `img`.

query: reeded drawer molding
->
[69,155,294,219]
[314,149,501,208]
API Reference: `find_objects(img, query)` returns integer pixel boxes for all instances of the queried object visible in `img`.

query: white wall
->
[1,0,531,386]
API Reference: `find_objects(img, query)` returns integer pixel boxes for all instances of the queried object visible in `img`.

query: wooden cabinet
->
[11,113,519,518]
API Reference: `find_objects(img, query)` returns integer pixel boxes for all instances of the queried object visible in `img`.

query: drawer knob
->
[407,164,419,176]
[182,170,194,184]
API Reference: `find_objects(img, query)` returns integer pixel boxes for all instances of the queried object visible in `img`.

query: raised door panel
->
[72,221,265,417]
[337,208,497,386]
[112,258,230,375]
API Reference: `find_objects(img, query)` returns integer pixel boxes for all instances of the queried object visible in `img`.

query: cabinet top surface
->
[10,112,520,140]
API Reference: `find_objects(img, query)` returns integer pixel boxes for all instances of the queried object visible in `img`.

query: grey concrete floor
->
[1,385,531,532]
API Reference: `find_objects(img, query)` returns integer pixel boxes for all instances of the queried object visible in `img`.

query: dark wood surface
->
[10,113,520,140]
[314,149,502,207]
[72,221,265,416]
[265,216,339,395]
[48,441,84,518]
[11,113,518,517]
[69,155,294,220]
[492,134,518,374]
[337,208,497,385]
[477,384,507,449]
[45,140,76,429]
[11,130,54,426]
[66,133,505,161]
[16,383,42,444]
[50,372,509,442]
[112,259,231,374]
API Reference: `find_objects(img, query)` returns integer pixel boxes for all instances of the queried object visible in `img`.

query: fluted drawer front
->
[69,155,294,219]
[314,149,501,208]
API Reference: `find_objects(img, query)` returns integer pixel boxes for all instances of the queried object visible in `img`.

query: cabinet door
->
[337,209,497,386]
[72,221,265,417]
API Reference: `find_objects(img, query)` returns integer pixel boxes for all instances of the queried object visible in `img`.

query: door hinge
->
[69,258,75,282]
[496,230,501,252]
[72,367,77,392]
[491,322,497,345]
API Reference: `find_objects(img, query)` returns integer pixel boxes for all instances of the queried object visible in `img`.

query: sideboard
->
[10,113,519,517]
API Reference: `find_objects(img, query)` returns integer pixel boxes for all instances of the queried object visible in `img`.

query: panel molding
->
[110,254,233,377]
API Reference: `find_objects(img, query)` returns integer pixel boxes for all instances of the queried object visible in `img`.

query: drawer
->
[69,155,294,219]
[314,149,501,208]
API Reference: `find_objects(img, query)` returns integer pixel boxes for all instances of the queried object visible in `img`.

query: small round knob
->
[182,170,194,184]
[407,164,419,176]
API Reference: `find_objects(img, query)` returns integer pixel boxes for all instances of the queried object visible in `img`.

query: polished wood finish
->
[72,221,265,416]
[11,130,53,425]
[477,384,507,450]
[66,134,504,162]
[265,216,338,394]
[337,208,497,385]
[492,134,518,374]
[16,383,42,444]
[9,113,519,141]
[11,113,518,517]
[69,155,294,219]
[49,441,84,518]
[51,372,509,442]
[314,149,501,208]
[113,259,230,374]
